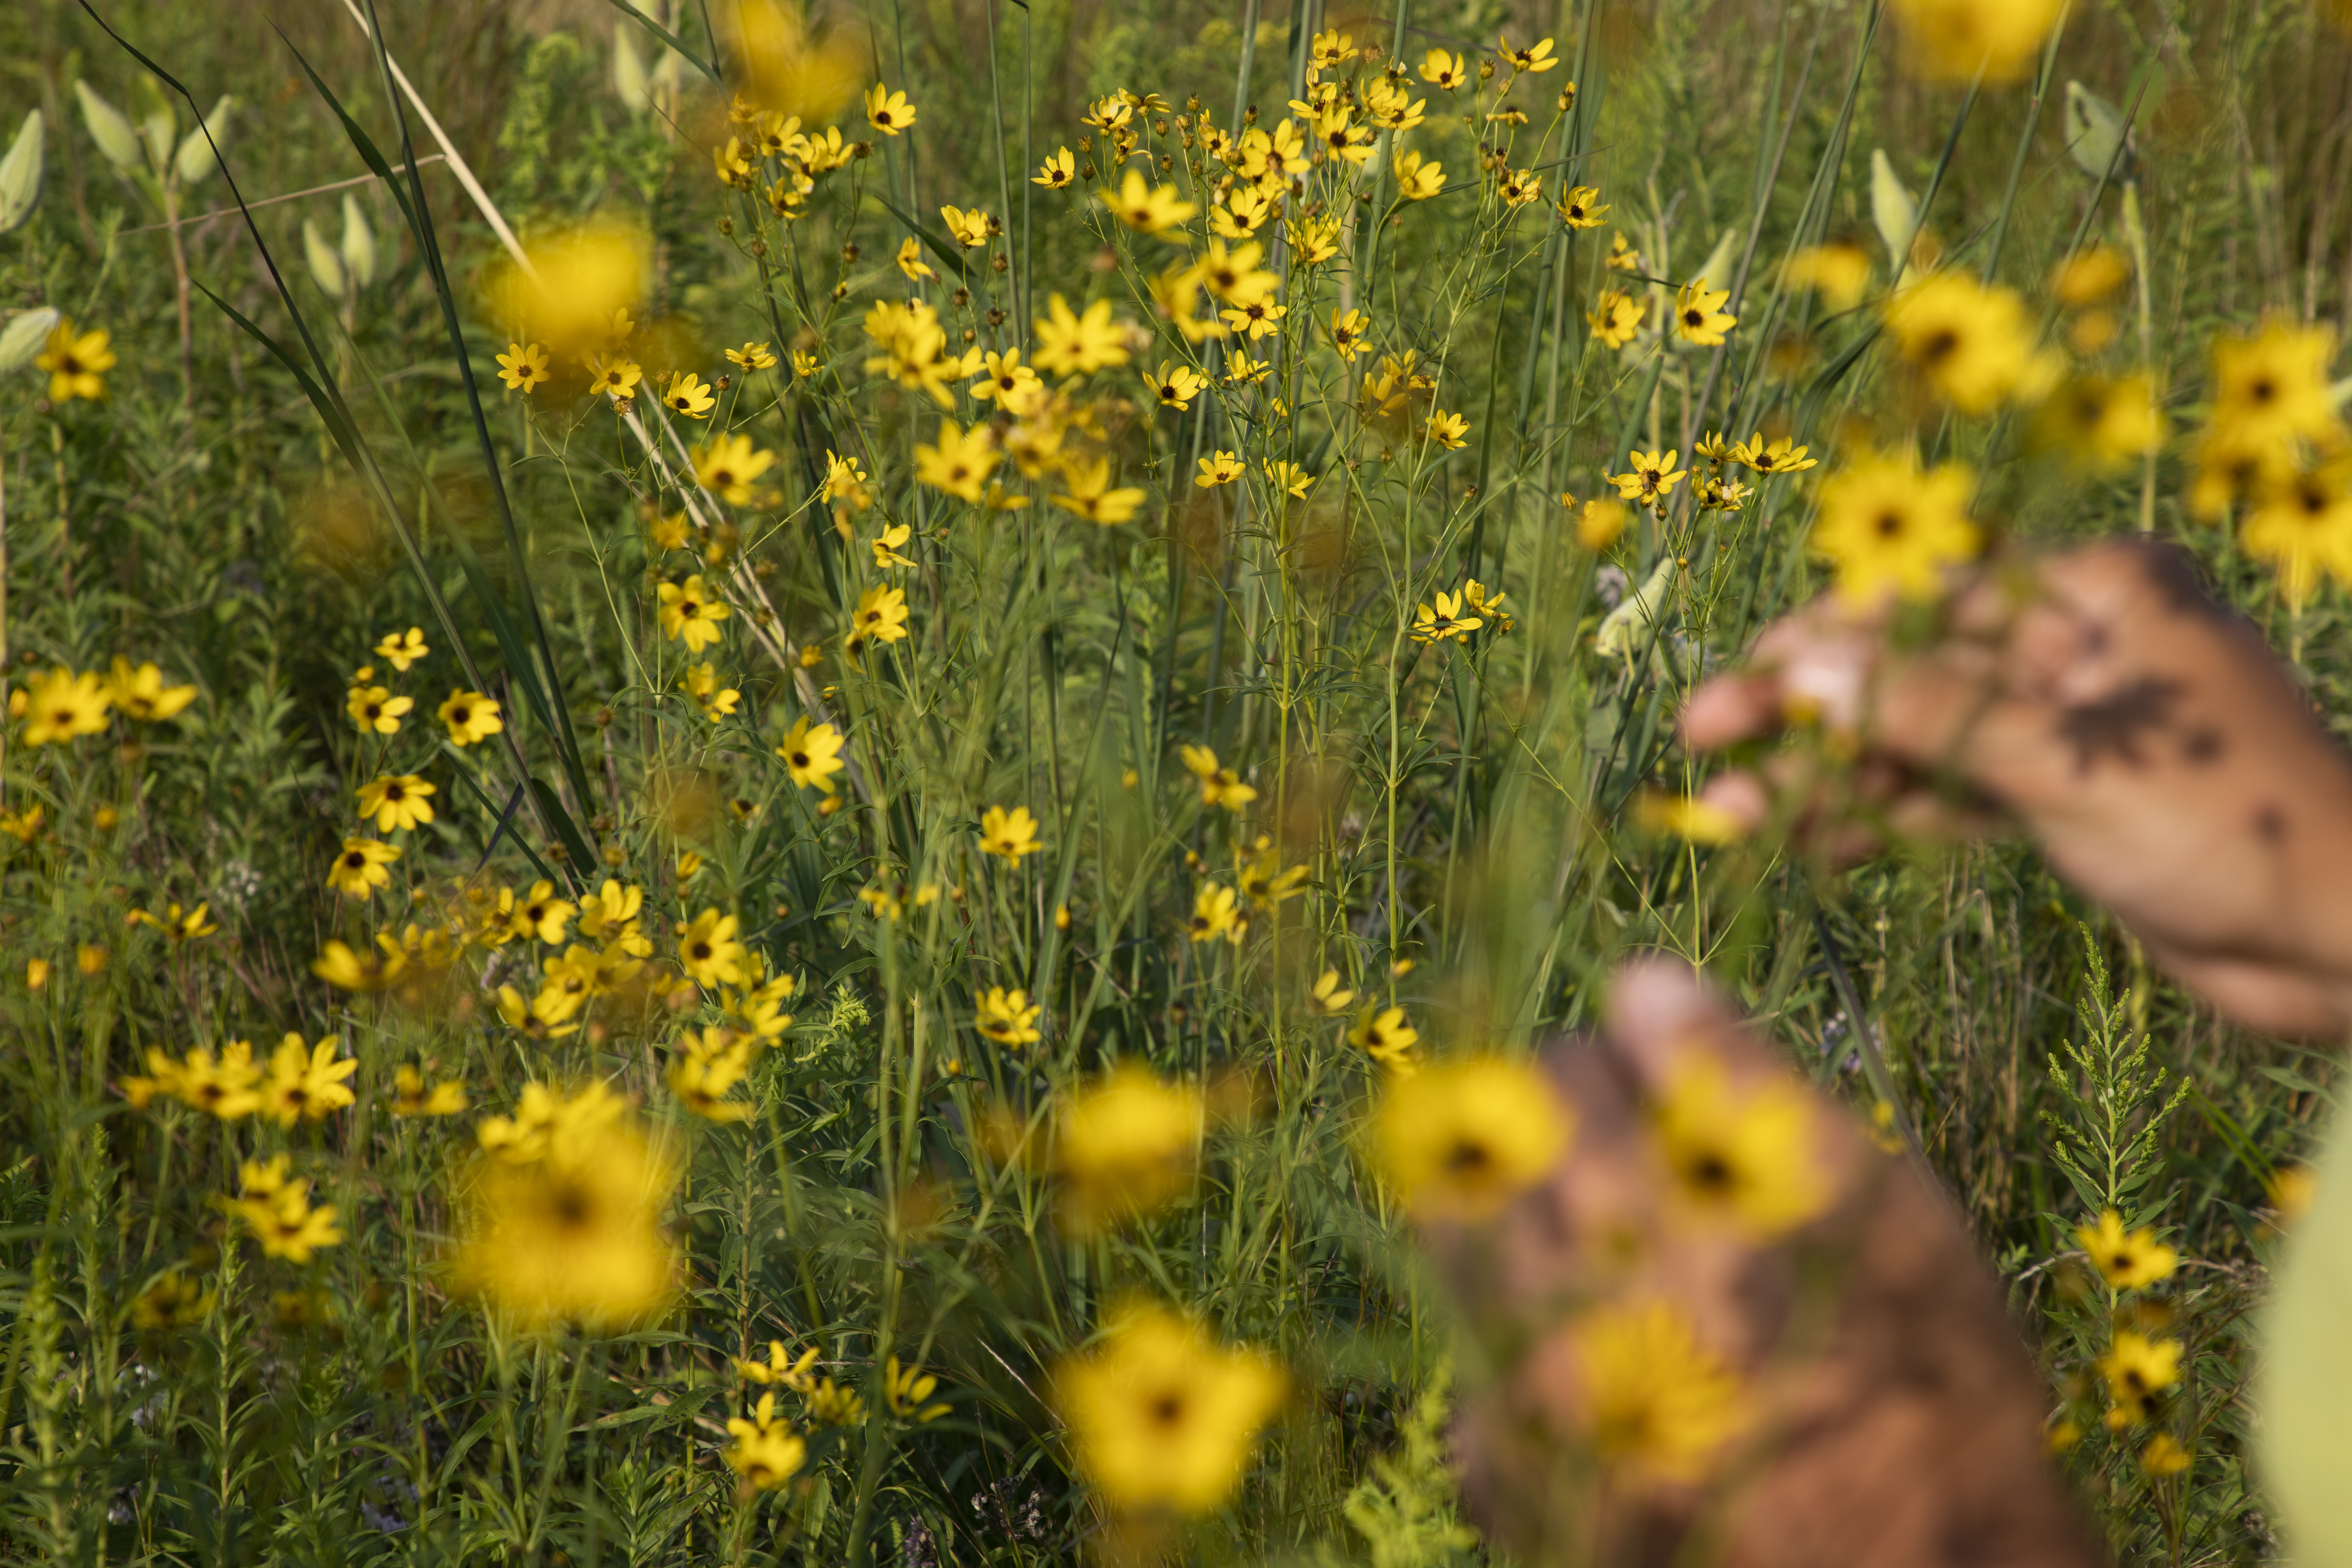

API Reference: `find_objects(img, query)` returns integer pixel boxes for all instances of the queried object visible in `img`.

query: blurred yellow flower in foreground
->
[1809,448,1979,608]
[1053,1065,1203,1233]
[1056,1303,1285,1513]
[20,667,112,746]
[1373,1055,1572,1221]
[1574,1301,1747,1481]
[1652,1052,1828,1238]
[1890,0,2062,83]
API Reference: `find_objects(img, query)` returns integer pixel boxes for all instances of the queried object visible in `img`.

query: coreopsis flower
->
[391,1064,469,1116]
[2207,320,2340,454]
[228,1171,346,1264]
[1101,168,1198,236]
[1311,104,1378,166]
[1462,578,1513,633]
[0,805,42,845]
[939,204,993,248]
[657,574,731,652]
[886,1357,950,1422]
[312,936,407,992]
[2053,245,2131,307]
[438,689,504,746]
[1498,33,1559,72]
[345,682,410,736]
[2032,373,2166,472]
[1425,408,1470,449]
[326,837,401,899]
[1496,167,1542,208]
[1556,185,1609,229]
[2242,459,2352,607]
[1392,149,1446,200]
[1219,295,1287,341]
[1308,969,1356,1014]
[1349,1006,1420,1070]
[36,318,117,402]
[1212,187,1275,239]
[1606,231,1642,271]
[775,715,848,793]
[584,353,643,401]
[978,804,1044,859]
[2077,1209,2179,1290]
[499,881,576,945]
[906,420,1000,510]
[374,626,429,671]
[869,523,915,571]
[725,1393,808,1490]
[1186,882,1242,943]
[1573,1302,1748,1481]
[2099,1330,2183,1425]
[1811,448,1980,607]
[1652,1052,1828,1238]
[1328,308,1370,362]
[1673,278,1737,346]
[680,662,741,720]
[1419,48,1471,89]
[1606,448,1686,507]
[1227,351,1274,386]
[1052,456,1146,526]
[132,1270,216,1332]
[19,667,112,746]
[712,135,755,189]
[1783,242,1874,310]
[1080,93,1135,133]
[1033,146,1076,189]
[130,900,218,944]
[1373,1056,1571,1220]
[2141,1435,2191,1477]
[1409,590,1482,644]
[1178,745,1256,810]
[679,908,747,988]
[659,370,715,418]
[670,1026,758,1122]
[1146,361,1209,411]
[1057,1304,1285,1514]
[969,347,1044,407]
[865,82,917,134]
[974,986,1043,1046]
[1363,77,1427,133]
[692,433,779,505]
[1728,433,1818,476]
[851,584,912,646]
[1054,1067,1205,1231]
[1588,288,1644,349]
[1196,450,1245,487]
[259,1034,358,1126]
[726,341,778,371]
[1884,272,2058,413]
[496,342,550,393]
[357,774,435,833]
[1633,791,1747,845]
[894,237,936,281]
[577,879,651,956]
[1891,0,2064,83]
[1032,294,1133,377]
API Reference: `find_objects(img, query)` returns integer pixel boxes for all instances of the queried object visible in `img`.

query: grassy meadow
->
[1,0,2350,1562]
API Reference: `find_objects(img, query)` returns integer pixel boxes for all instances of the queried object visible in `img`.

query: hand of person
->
[1682,538,2352,1036]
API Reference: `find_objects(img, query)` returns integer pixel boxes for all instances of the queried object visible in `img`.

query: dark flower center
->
[1876,510,1906,538]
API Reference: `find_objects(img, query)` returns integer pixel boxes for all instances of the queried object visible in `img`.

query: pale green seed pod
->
[614,24,651,114]
[0,110,43,236]
[1869,149,1918,273]
[140,102,176,178]
[74,80,144,172]
[340,191,377,290]
[2064,82,2136,184]
[1688,228,1740,298]
[174,96,238,187]
[304,217,347,299]
[0,307,61,375]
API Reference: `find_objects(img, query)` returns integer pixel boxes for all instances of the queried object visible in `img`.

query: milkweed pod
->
[74,80,144,172]
[1868,149,1918,272]
[0,308,61,375]
[173,96,237,187]
[0,111,44,236]
[2063,81,2135,183]
[340,191,377,289]
[139,100,175,177]
[304,218,347,300]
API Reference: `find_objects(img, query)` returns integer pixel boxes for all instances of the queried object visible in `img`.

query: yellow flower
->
[822,449,874,511]
[2098,1330,2183,1425]
[344,682,411,736]
[851,584,911,646]
[1409,590,1482,644]
[1891,0,2064,83]
[1056,1303,1286,1514]
[1673,278,1737,346]
[1783,242,1874,311]
[870,522,914,570]
[1051,456,1147,526]
[914,418,1000,501]
[974,986,1043,1046]
[129,900,217,944]
[659,370,715,418]
[454,1097,677,1334]
[1055,1066,1205,1231]
[1194,450,1246,489]
[1632,791,1745,845]
[693,433,779,506]
[1100,167,1198,236]
[680,661,741,720]
[1652,1052,1828,1238]
[1392,148,1446,201]
[2032,372,2166,471]
[21,667,113,745]
[1308,969,1356,1014]
[373,626,429,671]
[894,236,935,281]
[1228,350,1275,386]
[325,836,401,899]
[357,774,436,833]
[1587,287,1644,349]
[1032,293,1132,377]
[230,1180,346,1265]
[496,342,550,393]
[1186,881,1243,944]
[2242,458,2352,607]
[2053,245,2131,307]
[678,907,747,989]
[1033,146,1076,189]
[1555,184,1609,229]
[1372,1056,1572,1220]
[1496,167,1543,208]
[1419,48,1471,89]
[2076,1209,2179,1291]
[1146,360,1209,411]
[775,715,848,793]
[978,804,1044,860]
[1349,1006,1420,1071]
[1497,32,1558,72]
[865,82,917,135]
[1424,408,1469,449]
[312,936,407,992]
[438,689,504,746]
[726,1393,809,1489]
[584,353,643,401]
[2141,1434,2192,1477]
[132,1270,216,1332]
[969,346,1044,407]
[669,1026,757,1122]
[36,318,118,402]
[1178,744,1256,811]
[259,1033,358,1127]
[2208,320,2340,453]
[391,1064,469,1116]
[939,204,993,248]
[1883,272,2057,413]
[1809,448,1980,607]
[1573,1301,1748,1481]
[1727,432,1818,476]
[886,1356,950,1422]
[657,574,731,652]
[725,341,778,371]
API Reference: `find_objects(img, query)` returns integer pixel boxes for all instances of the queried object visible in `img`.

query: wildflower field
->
[4,0,2352,1562]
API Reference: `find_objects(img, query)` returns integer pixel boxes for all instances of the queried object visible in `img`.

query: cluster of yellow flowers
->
[2040,1209,2193,1476]
[345,626,504,749]
[218,1156,345,1265]
[123,1032,356,1127]
[13,657,195,747]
